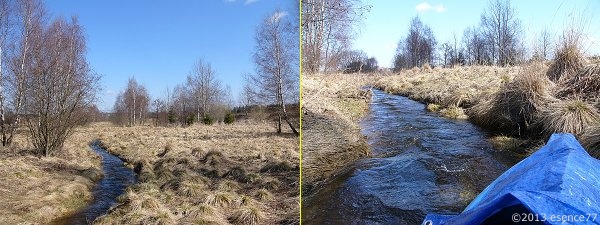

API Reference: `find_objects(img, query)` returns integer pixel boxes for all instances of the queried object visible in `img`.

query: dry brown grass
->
[557,64,600,101]
[90,121,298,224]
[546,28,585,82]
[0,126,102,224]
[460,63,556,136]
[537,99,600,136]
[0,120,297,224]
[581,126,600,158]
[302,73,373,195]
[375,65,520,122]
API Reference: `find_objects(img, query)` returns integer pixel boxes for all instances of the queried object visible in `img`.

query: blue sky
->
[46,0,297,111]
[354,0,600,68]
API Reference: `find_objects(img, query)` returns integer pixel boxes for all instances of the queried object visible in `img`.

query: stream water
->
[55,140,136,225]
[304,89,520,224]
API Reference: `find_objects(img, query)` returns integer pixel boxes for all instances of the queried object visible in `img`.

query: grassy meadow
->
[0,121,298,225]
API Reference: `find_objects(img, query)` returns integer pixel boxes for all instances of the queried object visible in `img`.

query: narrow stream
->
[304,89,519,224]
[55,140,136,225]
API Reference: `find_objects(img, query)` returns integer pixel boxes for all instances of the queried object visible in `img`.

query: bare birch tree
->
[24,16,100,156]
[112,77,149,126]
[0,0,13,148]
[250,10,298,135]
[301,0,370,73]
[480,0,522,66]
[187,59,222,122]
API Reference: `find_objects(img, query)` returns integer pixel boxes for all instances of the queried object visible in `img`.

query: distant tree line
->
[302,0,558,74]
[111,9,299,136]
[0,0,100,156]
[394,0,531,71]
[111,60,233,127]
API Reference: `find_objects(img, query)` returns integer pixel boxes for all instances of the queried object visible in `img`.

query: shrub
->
[168,109,176,124]
[224,113,235,124]
[203,115,214,125]
[187,115,196,125]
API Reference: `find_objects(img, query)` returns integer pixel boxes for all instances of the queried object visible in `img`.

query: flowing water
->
[304,89,520,224]
[54,140,136,225]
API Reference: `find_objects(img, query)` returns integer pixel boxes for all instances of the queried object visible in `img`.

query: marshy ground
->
[0,121,298,225]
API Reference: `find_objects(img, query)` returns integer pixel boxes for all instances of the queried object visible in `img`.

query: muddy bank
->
[301,74,376,196]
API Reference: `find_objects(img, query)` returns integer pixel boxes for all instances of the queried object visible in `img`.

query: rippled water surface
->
[304,89,518,225]
[56,141,136,225]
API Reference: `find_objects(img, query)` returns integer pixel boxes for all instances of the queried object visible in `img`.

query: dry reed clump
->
[556,64,600,101]
[546,29,584,82]
[581,126,600,158]
[469,64,555,135]
[536,99,600,136]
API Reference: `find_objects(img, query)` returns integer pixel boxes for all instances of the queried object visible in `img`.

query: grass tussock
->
[489,136,526,152]
[230,205,266,225]
[468,64,555,135]
[546,28,585,82]
[426,103,441,112]
[557,64,600,101]
[581,126,600,158]
[205,192,235,207]
[537,99,600,136]
[440,106,468,119]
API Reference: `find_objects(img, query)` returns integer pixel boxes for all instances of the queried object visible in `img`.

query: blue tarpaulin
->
[422,133,600,225]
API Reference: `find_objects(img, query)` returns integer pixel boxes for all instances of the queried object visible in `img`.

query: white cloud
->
[245,0,258,5]
[270,11,288,22]
[435,4,446,12]
[415,2,446,13]
[415,2,433,12]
